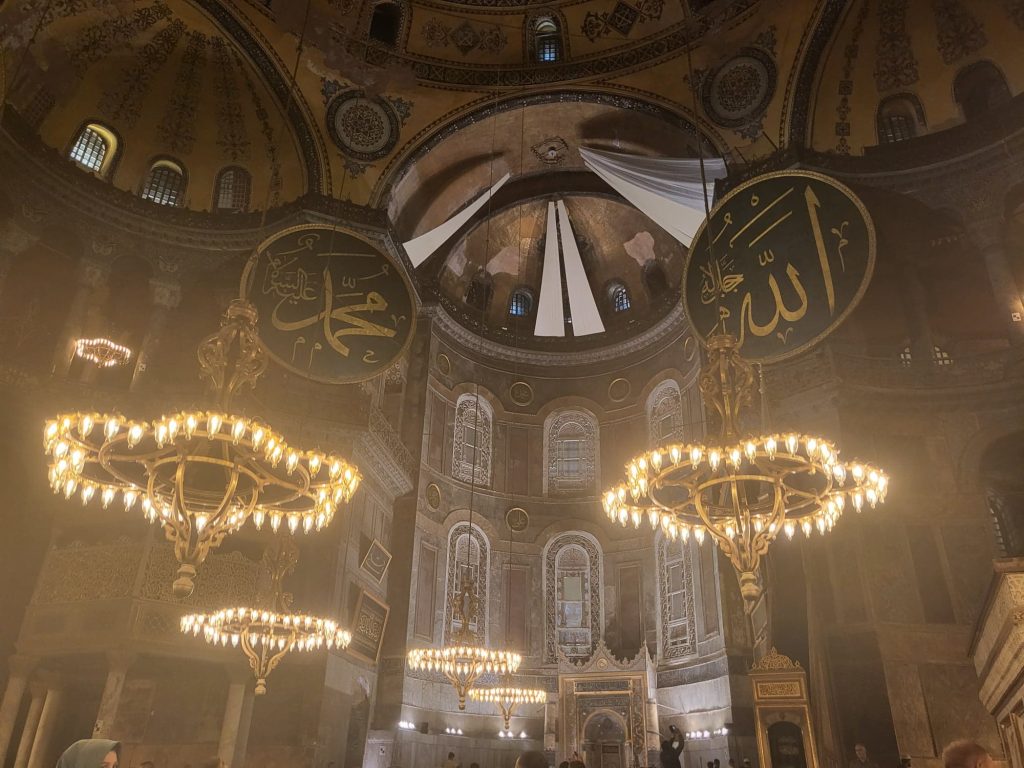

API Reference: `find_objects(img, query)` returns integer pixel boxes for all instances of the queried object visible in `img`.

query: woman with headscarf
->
[55,739,120,768]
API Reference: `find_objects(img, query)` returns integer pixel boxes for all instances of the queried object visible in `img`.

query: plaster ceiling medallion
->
[531,137,569,166]
[701,48,777,130]
[327,90,399,162]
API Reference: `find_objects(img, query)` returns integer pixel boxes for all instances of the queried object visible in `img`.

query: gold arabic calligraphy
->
[696,182,853,348]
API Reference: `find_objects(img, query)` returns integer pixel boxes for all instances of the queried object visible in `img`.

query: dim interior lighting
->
[180,536,349,695]
[602,333,888,611]
[44,300,361,598]
[74,337,132,368]
[469,684,546,730]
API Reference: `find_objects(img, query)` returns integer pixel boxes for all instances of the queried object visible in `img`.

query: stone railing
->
[970,559,1024,722]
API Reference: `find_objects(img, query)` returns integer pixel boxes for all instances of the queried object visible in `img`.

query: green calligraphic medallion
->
[242,224,416,383]
[683,171,876,363]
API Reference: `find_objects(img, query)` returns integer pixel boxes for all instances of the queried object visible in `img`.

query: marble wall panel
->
[919,663,1002,756]
[884,662,935,756]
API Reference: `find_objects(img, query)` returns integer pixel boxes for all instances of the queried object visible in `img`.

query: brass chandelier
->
[602,332,888,608]
[43,299,361,597]
[181,535,350,694]
[407,573,522,710]
[468,683,546,731]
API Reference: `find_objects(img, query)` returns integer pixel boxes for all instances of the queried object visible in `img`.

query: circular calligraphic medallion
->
[509,381,534,407]
[505,507,529,533]
[242,225,416,384]
[683,171,875,363]
[326,91,399,162]
[608,377,631,403]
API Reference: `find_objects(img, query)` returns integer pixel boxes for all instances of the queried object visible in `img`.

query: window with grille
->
[933,345,953,366]
[899,347,912,367]
[215,167,251,211]
[879,113,914,144]
[535,18,561,62]
[141,161,185,206]
[509,289,533,317]
[69,126,110,173]
[546,409,597,495]
[465,274,493,311]
[609,283,631,312]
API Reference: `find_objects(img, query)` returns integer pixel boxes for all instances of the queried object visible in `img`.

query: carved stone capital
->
[149,277,182,309]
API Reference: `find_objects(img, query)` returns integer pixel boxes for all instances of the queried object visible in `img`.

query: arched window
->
[141,159,185,206]
[369,2,402,46]
[465,271,493,312]
[544,533,602,662]
[534,16,562,62]
[608,282,631,313]
[214,167,251,212]
[933,345,953,366]
[954,62,1011,121]
[899,346,913,367]
[545,409,598,496]
[444,523,489,642]
[509,288,534,318]
[647,379,684,444]
[69,123,117,176]
[657,534,696,659]
[452,393,492,487]
[877,95,923,144]
[643,261,669,298]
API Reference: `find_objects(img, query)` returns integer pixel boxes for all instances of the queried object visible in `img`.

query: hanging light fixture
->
[601,37,887,611]
[181,535,351,694]
[44,299,361,597]
[469,684,546,731]
[602,332,887,607]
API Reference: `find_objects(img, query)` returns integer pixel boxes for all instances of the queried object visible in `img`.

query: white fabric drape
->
[403,172,511,267]
[535,202,566,337]
[579,148,727,247]
[556,200,605,336]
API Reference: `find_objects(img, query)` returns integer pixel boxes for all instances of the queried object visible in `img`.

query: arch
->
[67,120,120,177]
[954,61,1011,121]
[876,94,925,144]
[508,286,534,318]
[369,1,404,47]
[443,522,490,643]
[452,392,493,487]
[656,532,697,659]
[529,13,565,63]
[140,157,186,207]
[543,408,599,496]
[379,92,724,209]
[647,378,684,444]
[213,166,252,212]
[543,531,604,662]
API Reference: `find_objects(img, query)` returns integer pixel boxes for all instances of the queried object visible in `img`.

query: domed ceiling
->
[437,194,682,346]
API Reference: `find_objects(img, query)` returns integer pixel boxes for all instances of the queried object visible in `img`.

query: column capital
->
[6,656,37,679]
[78,257,111,290]
[149,277,182,310]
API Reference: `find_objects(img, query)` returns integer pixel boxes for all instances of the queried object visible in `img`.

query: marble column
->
[13,683,46,768]
[51,257,110,377]
[26,676,63,768]
[130,276,181,391]
[232,684,255,768]
[544,699,558,752]
[0,655,36,764]
[93,651,135,739]
[646,698,661,762]
[218,674,252,767]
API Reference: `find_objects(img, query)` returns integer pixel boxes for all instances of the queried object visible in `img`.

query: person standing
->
[942,741,993,768]
[850,744,880,768]
[444,751,458,768]
[56,740,121,768]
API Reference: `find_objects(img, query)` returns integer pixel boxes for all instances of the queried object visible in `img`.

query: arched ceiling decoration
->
[386,95,714,247]
[0,0,319,208]
[807,0,1024,154]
